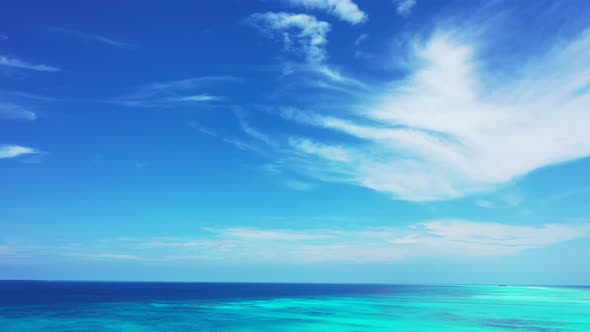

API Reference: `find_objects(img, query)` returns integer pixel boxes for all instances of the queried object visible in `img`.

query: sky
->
[1,0,590,284]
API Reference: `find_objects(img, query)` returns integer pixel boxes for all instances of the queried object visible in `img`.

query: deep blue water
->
[0,281,415,305]
[1,281,589,331]
[3,281,587,305]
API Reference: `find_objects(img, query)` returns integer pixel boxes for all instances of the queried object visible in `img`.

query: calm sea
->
[1,281,589,331]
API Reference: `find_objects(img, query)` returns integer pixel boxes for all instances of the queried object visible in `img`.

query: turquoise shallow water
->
[1,282,589,331]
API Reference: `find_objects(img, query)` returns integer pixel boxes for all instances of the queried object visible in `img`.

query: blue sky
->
[1,0,590,284]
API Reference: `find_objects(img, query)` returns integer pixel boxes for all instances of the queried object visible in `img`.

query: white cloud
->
[418,220,589,256]
[189,121,270,156]
[354,33,368,46]
[289,137,351,162]
[247,12,363,87]
[109,76,237,107]
[148,76,239,91]
[51,27,134,49]
[188,121,217,136]
[231,221,590,261]
[0,103,36,120]
[247,12,331,64]
[206,227,334,241]
[475,193,522,209]
[191,112,278,156]
[475,199,494,208]
[0,56,60,72]
[65,253,147,261]
[393,0,416,16]
[284,0,368,25]
[0,90,62,102]
[276,29,590,201]
[0,145,38,159]
[14,220,588,263]
[235,111,278,148]
[167,94,222,102]
[142,240,209,248]
[284,179,316,191]
[502,194,523,207]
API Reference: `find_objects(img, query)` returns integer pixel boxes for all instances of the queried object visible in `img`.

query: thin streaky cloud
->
[21,151,48,164]
[205,227,334,241]
[0,90,65,102]
[277,62,368,90]
[234,110,278,148]
[0,103,36,120]
[141,240,210,248]
[25,220,590,263]
[51,27,134,49]
[167,95,223,102]
[284,179,316,191]
[109,76,239,107]
[207,221,590,260]
[146,76,241,91]
[0,145,38,159]
[475,199,494,209]
[187,120,270,156]
[188,121,217,136]
[64,253,147,261]
[0,56,60,72]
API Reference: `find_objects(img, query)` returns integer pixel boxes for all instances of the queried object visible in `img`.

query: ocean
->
[0,281,589,331]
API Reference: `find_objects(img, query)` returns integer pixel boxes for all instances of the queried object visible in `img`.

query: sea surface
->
[0,281,589,331]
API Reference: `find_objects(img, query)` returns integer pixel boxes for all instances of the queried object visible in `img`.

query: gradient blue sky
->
[1,0,590,284]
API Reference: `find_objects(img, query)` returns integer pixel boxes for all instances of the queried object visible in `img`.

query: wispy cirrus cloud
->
[205,227,333,241]
[283,0,368,25]
[234,110,278,149]
[109,76,238,107]
[476,193,523,209]
[12,220,588,263]
[283,179,316,191]
[267,28,590,201]
[146,76,240,91]
[247,12,364,88]
[189,120,271,156]
[0,90,64,102]
[50,27,134,49]
[0,103,36,120]
[0,56,60,72]
[64,253,147,261]
[207,220,590,261]
[0,145,38,159]
[475,199,495,209]
[393,0,416,17]
[167,95,222,102]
